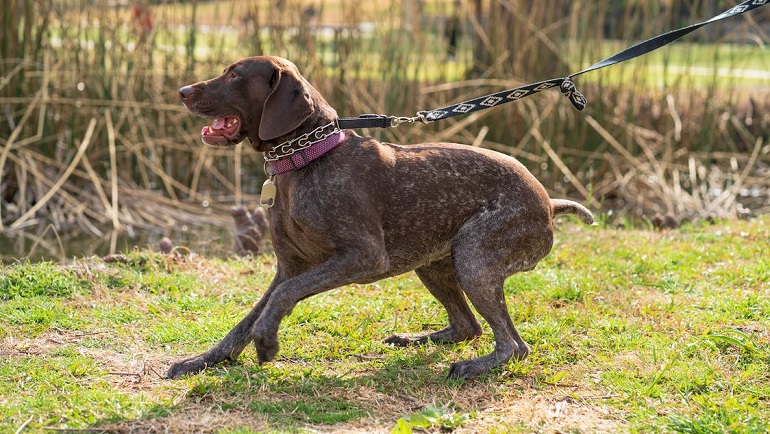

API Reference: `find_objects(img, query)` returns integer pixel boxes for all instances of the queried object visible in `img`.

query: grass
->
[1,216,769,433]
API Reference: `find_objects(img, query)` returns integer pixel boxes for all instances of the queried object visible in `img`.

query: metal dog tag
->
[260,177,277,208]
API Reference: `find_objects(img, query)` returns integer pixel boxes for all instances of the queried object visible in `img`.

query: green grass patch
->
[250,397,367,425]
[0,262,88,299]
[1,217,769,432]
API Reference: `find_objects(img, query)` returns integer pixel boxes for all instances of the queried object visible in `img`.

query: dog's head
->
[179,56,335,152]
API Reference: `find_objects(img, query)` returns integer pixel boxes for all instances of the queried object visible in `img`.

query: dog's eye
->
[228,71,238,80]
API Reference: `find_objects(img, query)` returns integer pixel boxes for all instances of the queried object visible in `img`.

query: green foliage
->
[667,396,769,434]
[392,406,469,433]
[0,262,87,300]
[701,328,767,363]
[251,398,367,425]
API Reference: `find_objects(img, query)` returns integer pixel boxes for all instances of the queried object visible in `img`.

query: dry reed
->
[1,0,769,248]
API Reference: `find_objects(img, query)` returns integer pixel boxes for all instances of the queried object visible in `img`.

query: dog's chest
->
[268,204,335,265]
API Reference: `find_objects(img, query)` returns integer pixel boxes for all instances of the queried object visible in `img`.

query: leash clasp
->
[391,111,433,127]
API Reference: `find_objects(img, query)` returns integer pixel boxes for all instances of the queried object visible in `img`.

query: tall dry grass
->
[1,0,769,242]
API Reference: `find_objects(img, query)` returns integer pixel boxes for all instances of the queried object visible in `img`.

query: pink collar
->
[266,129,346,175]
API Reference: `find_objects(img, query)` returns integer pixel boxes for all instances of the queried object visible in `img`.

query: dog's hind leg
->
[384,257,482,346]
[444,201,552,379]
[446,271,528,379]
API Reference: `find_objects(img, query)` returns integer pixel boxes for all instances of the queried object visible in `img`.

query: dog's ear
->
[258,68,314,141]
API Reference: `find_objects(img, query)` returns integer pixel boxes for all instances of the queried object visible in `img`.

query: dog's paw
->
[446,360,488,380]
[254,337,279,364]
[165,357,209,379]
[383,334,418,347]
[512,341,531,360]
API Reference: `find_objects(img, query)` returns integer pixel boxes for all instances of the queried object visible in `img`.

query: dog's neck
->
[264,122,346,175]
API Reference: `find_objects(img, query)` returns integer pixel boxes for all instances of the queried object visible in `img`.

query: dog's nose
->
[179,85,195,100]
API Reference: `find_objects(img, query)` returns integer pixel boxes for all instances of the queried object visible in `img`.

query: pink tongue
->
[212,118,226,129]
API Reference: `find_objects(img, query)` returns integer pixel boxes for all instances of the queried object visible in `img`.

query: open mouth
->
[200,116,242,146]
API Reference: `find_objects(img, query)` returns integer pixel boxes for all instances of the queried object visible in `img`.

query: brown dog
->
[168,56,593,380]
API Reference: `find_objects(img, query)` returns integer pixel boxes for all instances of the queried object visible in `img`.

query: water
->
[0,224,235,264]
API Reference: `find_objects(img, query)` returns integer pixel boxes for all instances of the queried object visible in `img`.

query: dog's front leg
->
[250,250,389,364]
[165,272,287,379]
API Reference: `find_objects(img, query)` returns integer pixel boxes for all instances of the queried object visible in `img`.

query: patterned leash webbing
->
[337,0,769,129]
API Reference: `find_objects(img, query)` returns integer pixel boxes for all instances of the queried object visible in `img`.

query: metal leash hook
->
[390,111,434,127]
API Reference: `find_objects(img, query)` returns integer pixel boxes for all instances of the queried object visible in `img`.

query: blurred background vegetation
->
[1,0,769,259]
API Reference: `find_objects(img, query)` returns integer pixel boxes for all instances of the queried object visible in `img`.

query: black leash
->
[337,0,768,129]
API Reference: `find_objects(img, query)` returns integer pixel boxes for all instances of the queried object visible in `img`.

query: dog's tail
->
[551,199,594,225]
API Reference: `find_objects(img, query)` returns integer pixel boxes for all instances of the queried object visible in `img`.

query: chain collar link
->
[264,122,340,162]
